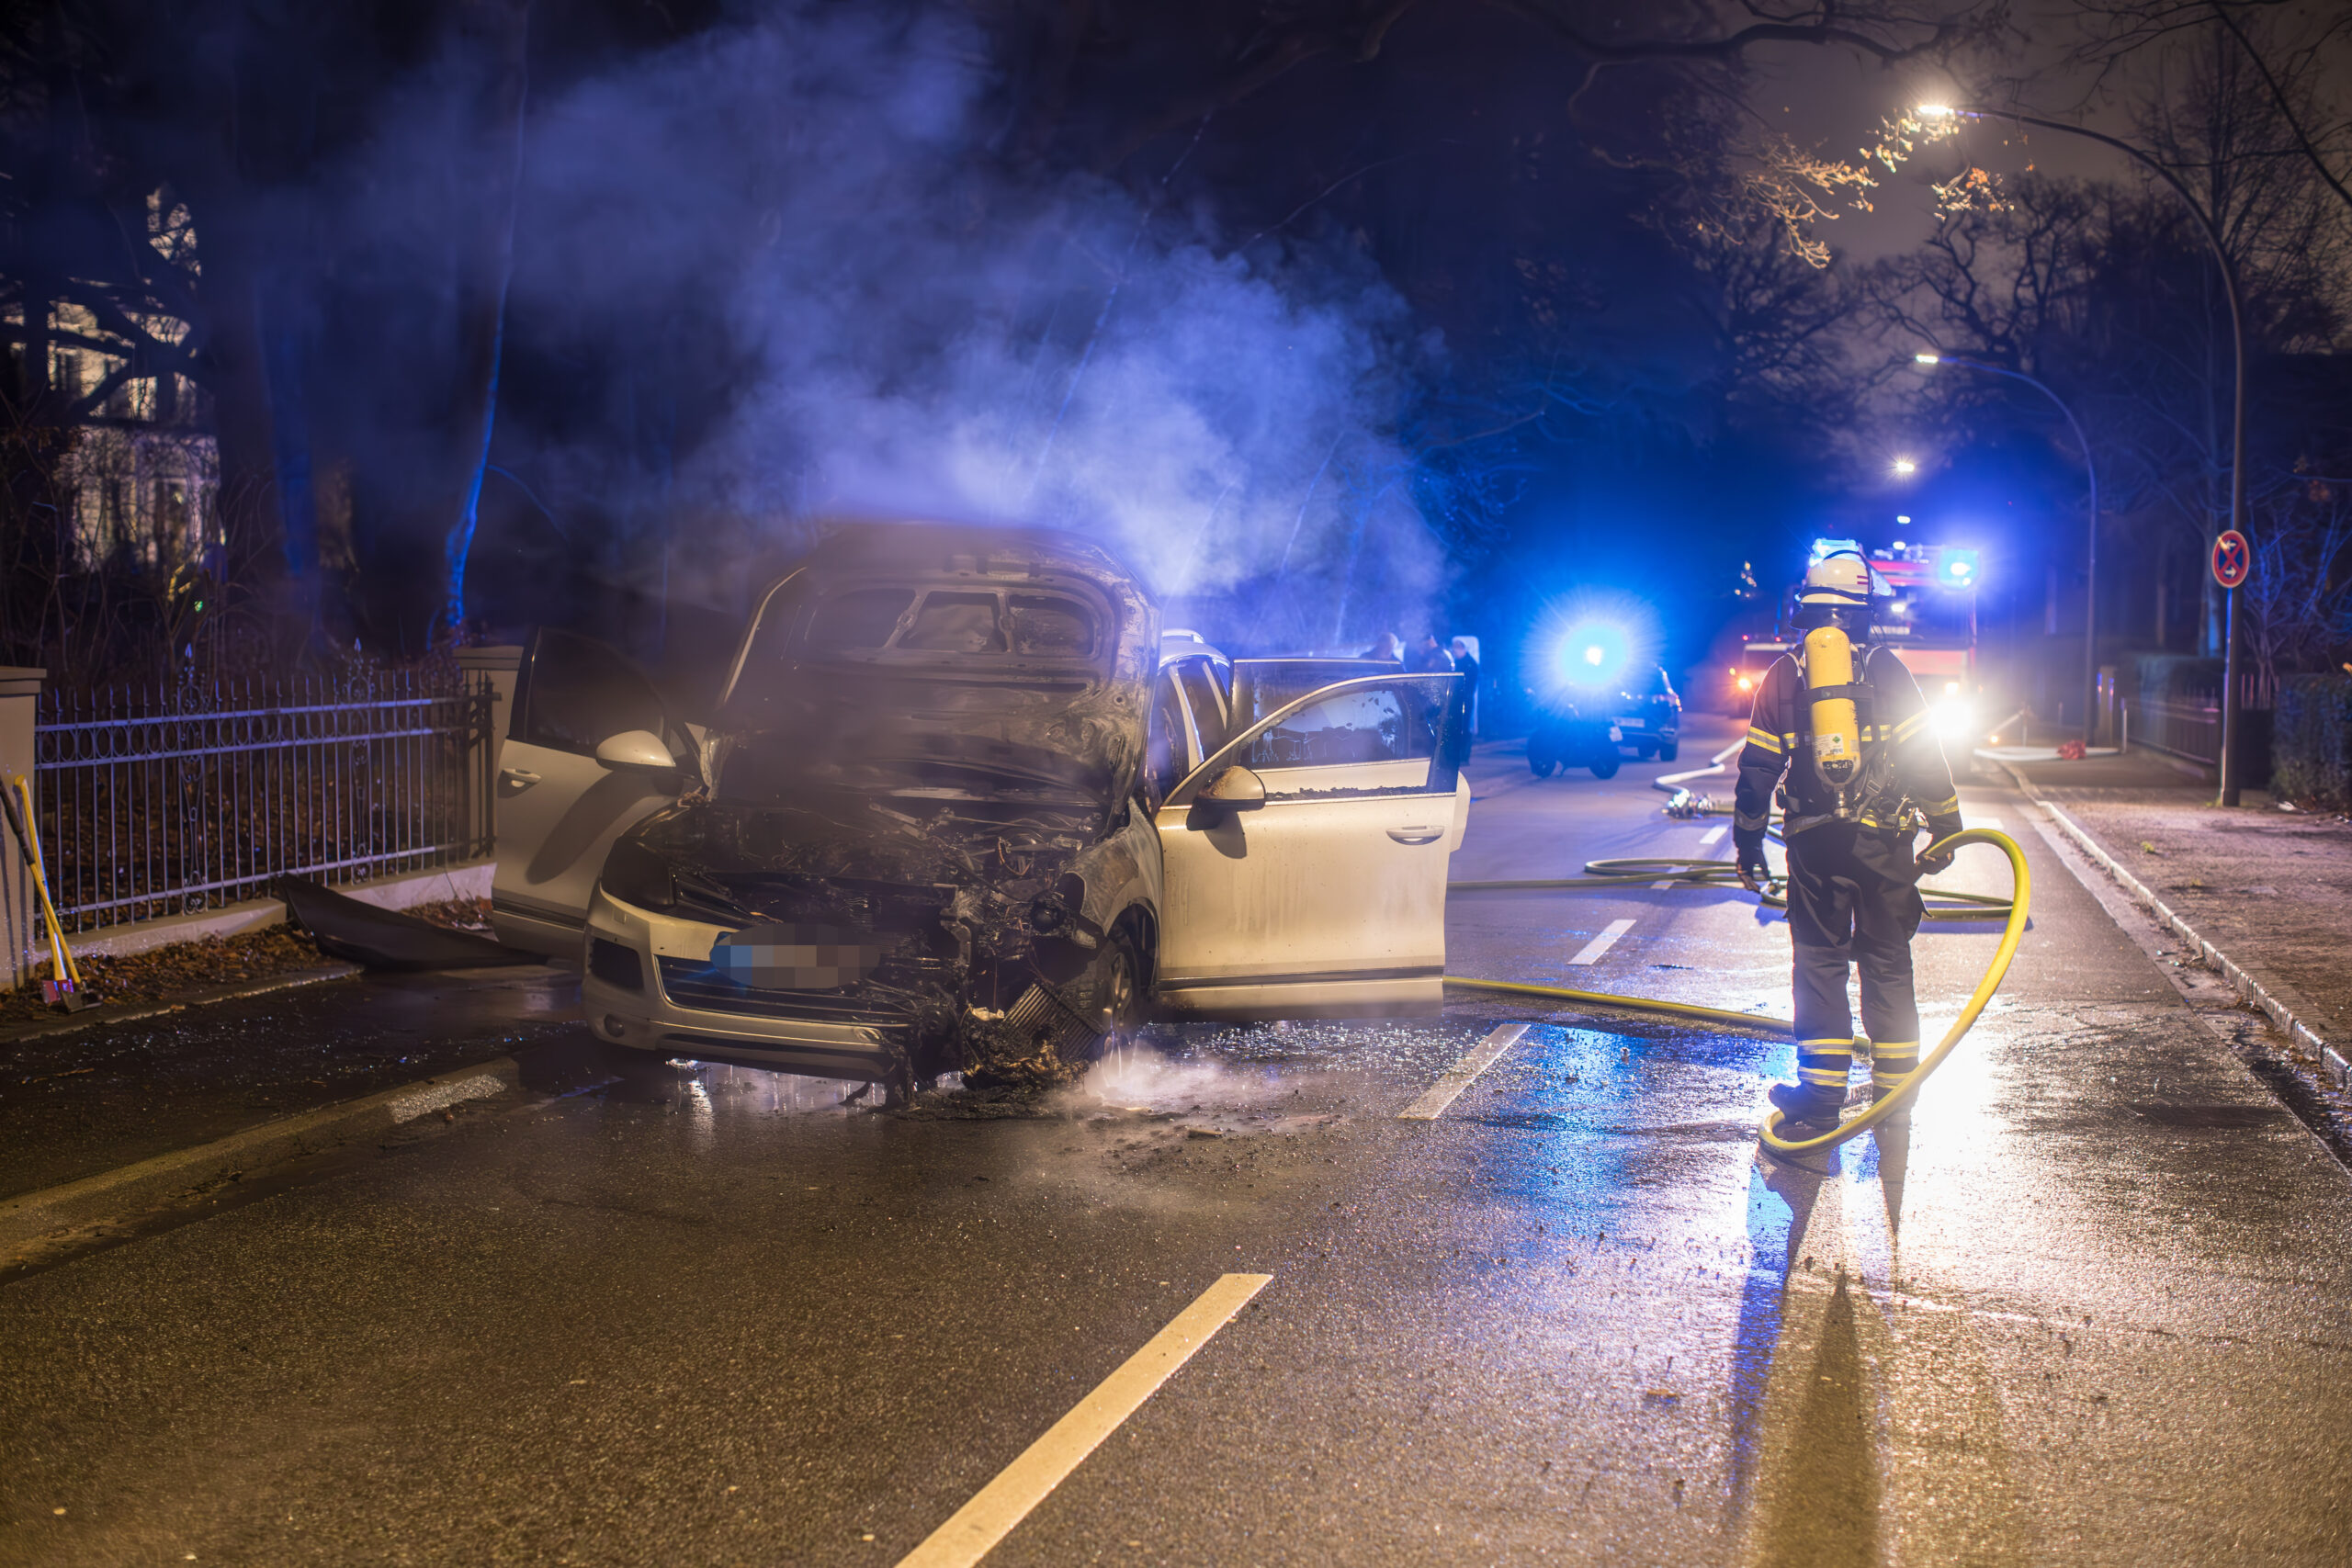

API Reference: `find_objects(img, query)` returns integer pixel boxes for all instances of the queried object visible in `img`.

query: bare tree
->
[2064,2,2352,216]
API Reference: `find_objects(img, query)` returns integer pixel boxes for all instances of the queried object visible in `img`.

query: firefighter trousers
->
[1785,821,1924,1096]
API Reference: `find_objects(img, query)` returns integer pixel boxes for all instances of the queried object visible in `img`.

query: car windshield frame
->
[737,573,1114,679]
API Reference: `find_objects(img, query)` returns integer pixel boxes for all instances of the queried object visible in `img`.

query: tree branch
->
[2206,2,2352,217]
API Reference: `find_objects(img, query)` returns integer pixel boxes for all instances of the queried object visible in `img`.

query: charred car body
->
[489,524,1469,1094]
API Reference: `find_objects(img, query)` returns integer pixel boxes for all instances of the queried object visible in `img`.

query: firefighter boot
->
[1770,1038,1856,1128]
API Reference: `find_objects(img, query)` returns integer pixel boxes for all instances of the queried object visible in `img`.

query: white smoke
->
[511,3,1443,648]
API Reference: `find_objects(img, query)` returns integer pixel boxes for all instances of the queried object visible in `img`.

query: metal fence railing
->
[2128,673,2274,768]
[2132,694,2222,764]
[35,669,494,933]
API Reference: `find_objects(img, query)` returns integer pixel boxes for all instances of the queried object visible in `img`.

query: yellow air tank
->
[1804,626,1861,787]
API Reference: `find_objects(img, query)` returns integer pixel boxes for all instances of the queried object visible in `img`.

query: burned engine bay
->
[603,526,1160,1089]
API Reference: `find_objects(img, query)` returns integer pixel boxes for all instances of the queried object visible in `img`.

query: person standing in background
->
[1363,631,1404,662]
[1408,632,1454,674]
[1449,637,1481,739]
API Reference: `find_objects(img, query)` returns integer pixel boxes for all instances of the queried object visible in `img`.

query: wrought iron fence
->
[35,669,494,933]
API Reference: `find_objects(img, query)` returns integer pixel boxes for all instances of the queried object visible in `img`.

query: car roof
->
[808,520,1143,592]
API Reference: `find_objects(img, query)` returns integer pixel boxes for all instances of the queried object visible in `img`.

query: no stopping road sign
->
[2211,529,2250,589]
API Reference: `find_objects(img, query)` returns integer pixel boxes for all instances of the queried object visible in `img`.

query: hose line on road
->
[1449,857,2017,922]
[1442,828,2032,1156]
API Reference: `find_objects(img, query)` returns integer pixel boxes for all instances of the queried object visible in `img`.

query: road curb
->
[0,1056,521,1253]
[1996,761,2346,1086]
[0,964,364,1048]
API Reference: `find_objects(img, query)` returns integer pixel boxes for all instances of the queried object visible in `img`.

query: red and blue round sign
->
[2211,529,2250,590]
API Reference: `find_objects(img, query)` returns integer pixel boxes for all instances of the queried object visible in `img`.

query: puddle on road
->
[570,1013,1803,1148]
[568,1017,1493,1141]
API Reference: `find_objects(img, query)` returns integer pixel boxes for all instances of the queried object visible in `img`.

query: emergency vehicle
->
[1722,539,1981,739]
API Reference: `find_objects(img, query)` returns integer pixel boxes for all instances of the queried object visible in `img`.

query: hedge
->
[2272,674,2352,808]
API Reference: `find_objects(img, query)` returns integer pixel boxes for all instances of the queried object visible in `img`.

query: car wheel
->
[1657,740,1679,762]
[1528,750,1557,778]
[1064,922,1145,1066]
[1589,755,1622,780]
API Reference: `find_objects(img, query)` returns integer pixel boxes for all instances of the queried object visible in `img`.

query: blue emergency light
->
[1936,548,1979,588]
[1557,620,1631,687]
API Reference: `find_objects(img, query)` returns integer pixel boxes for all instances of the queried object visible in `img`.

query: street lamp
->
[1892,457,1918,477]
[1915,351,2102,745]
[1918,103,2250,803]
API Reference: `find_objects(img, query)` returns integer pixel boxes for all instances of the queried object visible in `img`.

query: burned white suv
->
[489,523,1467,1095]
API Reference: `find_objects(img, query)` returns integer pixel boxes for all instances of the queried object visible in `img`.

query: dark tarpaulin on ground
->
[277,878,538,970]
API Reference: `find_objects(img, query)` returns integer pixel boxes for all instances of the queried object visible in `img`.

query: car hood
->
[631,791,1068,888]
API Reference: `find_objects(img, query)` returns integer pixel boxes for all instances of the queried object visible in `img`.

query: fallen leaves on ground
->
[4,924,332,1029]
[408,897,493,933]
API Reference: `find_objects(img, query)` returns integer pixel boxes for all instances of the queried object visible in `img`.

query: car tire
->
[1589,755,1622,780]
[1658,740,1679,762]
[1063,921,1146,1066]
[1528,750,1557,778]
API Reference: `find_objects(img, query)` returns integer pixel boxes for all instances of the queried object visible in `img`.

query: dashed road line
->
[1398,1022,1530,1120]
[1700,825,1727,846]
[1569,918,1634,965]
[895,1273,1272,1568]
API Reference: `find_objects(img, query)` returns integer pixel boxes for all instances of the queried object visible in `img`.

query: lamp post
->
[1914,352,2102,746]
[1918,104,2248,804]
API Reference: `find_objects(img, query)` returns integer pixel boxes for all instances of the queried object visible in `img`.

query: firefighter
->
[1733,552,1964,1131]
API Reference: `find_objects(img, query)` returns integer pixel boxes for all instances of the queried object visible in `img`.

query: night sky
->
[6,2,2348,713]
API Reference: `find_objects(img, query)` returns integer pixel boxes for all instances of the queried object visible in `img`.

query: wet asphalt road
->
[6,715,2352,1565]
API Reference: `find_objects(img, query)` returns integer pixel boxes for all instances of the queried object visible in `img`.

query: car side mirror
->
[1201,764,1267,810]
[594,728,681,774]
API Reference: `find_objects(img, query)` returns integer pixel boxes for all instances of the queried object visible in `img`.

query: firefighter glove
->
[1734,828,1770,892]
[1917,813,1964,875]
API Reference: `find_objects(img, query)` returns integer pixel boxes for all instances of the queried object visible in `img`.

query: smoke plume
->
[499,3,1443,651]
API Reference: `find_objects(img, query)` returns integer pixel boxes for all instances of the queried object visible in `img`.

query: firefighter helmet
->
[1793,551,1878,631]
[1797,552,1876,608]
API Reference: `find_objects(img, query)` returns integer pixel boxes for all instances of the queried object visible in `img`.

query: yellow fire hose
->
[1452,855,2016,922]
[1444,828,2031,1156]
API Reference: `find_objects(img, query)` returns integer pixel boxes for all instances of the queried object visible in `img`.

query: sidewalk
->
[1985,744,2352,1063]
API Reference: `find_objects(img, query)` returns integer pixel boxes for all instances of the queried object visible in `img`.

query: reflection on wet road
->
[4,719,2350,1564]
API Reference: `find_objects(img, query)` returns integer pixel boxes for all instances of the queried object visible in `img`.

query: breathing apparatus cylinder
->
[1802,625,1861,789]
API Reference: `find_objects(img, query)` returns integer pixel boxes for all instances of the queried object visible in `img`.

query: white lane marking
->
[1700,825,1727,846]
[1398,1022,1530,1121]
[1569,918,1635,966]
[896,1273,1272,1568]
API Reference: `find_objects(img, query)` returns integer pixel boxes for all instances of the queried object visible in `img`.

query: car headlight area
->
[579,886,904,1080]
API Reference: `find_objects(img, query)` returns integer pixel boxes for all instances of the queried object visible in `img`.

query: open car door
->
[489,628,698,956]
[1153,671,1468,1020]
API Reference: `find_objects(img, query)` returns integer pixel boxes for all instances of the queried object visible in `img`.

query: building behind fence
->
[36,668,495,935]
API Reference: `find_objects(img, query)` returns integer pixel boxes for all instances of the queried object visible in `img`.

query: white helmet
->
[1797,552,1877,608]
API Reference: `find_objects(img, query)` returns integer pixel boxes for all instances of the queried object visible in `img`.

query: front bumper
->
[579,888,901,1080]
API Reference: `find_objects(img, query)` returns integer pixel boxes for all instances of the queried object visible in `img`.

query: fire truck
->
[1720,539,1981,740]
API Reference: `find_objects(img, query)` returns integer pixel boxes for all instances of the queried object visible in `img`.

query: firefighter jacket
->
[1732,642,1961,854]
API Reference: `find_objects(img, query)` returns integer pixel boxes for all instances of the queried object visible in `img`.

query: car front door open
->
[1152,672,1466,1021]
[489,629,695,956]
